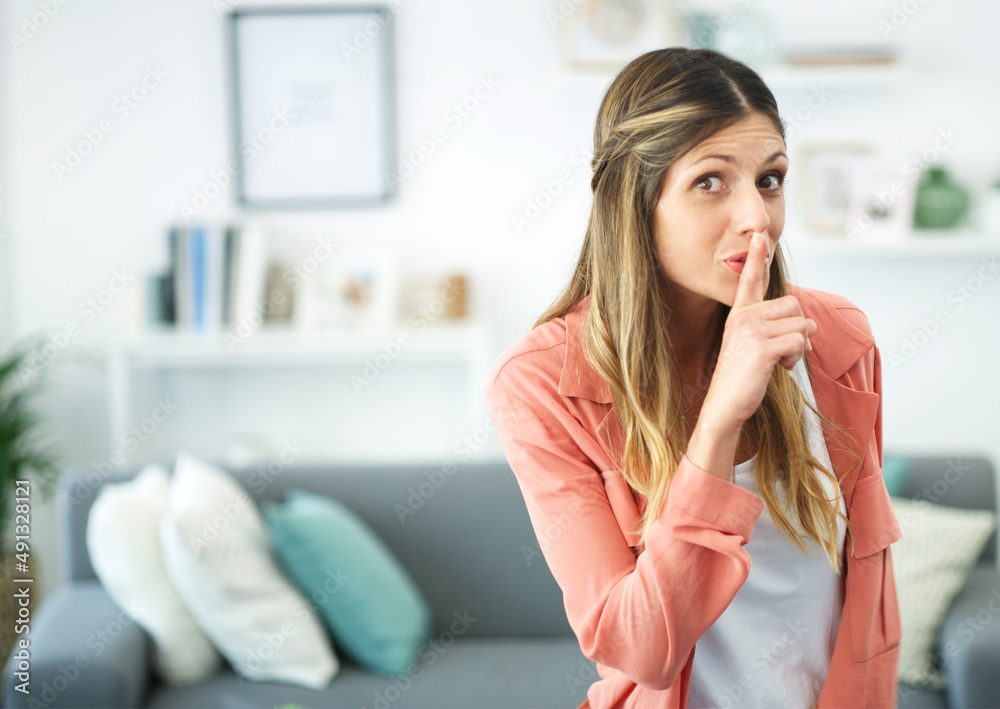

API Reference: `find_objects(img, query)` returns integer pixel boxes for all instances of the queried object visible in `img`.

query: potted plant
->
[0,337,62,662]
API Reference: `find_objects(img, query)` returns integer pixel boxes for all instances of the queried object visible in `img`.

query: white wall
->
[2,0,999,599]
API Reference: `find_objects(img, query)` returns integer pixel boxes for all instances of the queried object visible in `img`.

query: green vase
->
[913,166,970,230]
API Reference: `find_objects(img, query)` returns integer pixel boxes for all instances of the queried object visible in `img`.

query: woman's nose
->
[732,183,771,235]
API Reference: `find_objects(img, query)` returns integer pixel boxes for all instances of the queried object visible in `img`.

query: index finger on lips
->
[732,232,769,311]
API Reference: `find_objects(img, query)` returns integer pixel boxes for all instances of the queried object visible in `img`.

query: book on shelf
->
[228,223,268,332]
[157,223,269,333]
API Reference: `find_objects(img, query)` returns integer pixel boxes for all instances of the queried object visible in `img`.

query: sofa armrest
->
[2,580,150,709]
[938,564,1000,709]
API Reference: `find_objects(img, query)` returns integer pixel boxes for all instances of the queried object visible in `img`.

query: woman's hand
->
[700,232,817,435]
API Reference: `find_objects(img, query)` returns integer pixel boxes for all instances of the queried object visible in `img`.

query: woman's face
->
[652,112,787,311]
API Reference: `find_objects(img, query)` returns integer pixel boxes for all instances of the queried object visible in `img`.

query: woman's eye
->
[759,173,785,191]
[694,173,785,192]
[695,175,724,191]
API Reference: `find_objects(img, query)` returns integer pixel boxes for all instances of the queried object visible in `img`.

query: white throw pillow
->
[890,496,996,688]
[86,464,221,685]
[159,451,339,689]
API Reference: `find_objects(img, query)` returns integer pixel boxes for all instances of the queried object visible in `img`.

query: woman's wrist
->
[685,414,743,482]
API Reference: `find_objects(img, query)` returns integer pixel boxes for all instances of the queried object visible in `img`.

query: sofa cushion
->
[160,452,339,689]
[882,455,911,497]
[264,489,433,676]
[890,496,996,688]
[86,463,221,685]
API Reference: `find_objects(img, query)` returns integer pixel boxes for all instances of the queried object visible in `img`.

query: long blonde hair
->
[534,48,860,572]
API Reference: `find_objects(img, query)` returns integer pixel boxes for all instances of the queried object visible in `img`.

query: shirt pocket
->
[847,472,903,661]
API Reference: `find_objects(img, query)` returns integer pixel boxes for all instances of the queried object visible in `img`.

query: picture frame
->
[556,0,684,71]
[797,143,874,236]
[229,6,397,208]
[293,249,398,332]
[843,152,920,244]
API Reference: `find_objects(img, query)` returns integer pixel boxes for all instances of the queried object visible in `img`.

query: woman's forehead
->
[683,115,785,164]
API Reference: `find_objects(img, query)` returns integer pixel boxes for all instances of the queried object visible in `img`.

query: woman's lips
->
[725,258,746,274]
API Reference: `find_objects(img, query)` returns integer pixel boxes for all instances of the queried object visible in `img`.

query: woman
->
[483,48,902,708]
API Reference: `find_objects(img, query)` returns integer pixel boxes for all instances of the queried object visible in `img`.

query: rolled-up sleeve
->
[485,364,765,691]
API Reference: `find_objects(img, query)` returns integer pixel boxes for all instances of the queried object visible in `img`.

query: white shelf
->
[107,321,490,368]
[791,230,1000,259]
[562,59,909,94]
[761,61,910,91]
[100,320,493,462]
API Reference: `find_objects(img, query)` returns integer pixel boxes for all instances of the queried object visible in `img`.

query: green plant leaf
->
[0,335,65,546]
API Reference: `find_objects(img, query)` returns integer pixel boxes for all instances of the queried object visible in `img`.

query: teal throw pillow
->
[264,490,433,676]
[883,455,911,497]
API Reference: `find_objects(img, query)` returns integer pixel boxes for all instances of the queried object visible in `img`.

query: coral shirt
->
[483,286,902,708]
[686,354,847,708]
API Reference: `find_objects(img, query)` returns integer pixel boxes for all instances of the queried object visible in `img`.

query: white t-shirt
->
[686,356,848,709]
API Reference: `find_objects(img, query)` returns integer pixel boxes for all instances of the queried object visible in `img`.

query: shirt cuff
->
[661,454,765,544]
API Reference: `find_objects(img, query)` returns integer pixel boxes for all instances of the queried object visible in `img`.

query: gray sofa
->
[3,454,999,708]
[893,454,1000,709]
[2,461,595,709]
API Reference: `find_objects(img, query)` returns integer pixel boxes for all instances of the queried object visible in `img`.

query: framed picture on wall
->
[797,142,874,236]
[229,7,397,208]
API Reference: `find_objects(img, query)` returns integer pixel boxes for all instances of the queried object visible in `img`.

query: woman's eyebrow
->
[691,150,787,165]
